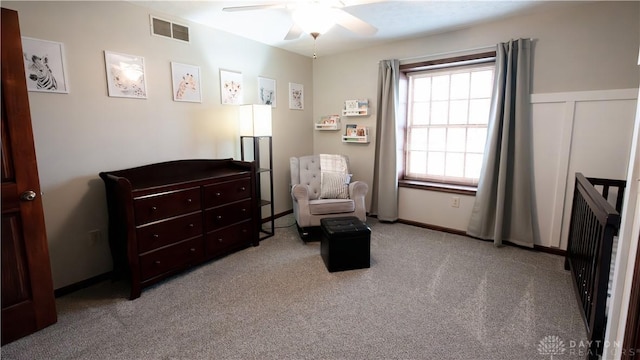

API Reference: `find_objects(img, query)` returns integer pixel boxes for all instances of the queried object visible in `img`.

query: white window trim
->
[404,62,495,187]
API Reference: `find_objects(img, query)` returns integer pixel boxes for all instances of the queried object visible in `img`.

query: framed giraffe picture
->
[22,37,69,93]
[171,62,202,103]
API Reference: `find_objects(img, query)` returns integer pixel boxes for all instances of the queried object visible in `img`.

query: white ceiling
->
[134,0,569,58]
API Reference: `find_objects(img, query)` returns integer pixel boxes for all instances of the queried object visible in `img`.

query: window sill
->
[398,179,477,196]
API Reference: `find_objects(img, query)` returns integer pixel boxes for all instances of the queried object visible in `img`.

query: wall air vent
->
[150,16,190,43]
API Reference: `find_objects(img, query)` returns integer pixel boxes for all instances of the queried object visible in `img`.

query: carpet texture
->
[1,216,587,359]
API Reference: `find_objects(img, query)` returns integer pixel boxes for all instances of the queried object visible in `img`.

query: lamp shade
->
[239,104,272,137]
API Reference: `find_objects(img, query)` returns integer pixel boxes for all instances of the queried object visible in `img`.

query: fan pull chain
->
[311,32,320,59]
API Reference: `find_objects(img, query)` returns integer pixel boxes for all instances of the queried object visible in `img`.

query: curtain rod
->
[396,38,535,63]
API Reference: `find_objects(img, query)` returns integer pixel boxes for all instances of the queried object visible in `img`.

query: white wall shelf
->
[315,123,341,130]
[342,109,368,116]
[315,115,341,130]
[341,135,369,143]
[343,99,369,116]
[342,125,369,143]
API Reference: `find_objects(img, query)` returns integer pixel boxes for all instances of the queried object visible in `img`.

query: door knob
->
[20,190,37,201]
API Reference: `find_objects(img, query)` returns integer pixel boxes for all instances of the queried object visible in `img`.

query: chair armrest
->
[349,181,368,199]
[291,184,311,201]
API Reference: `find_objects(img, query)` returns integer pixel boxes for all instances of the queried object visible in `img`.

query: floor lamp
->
[239,104,274,240]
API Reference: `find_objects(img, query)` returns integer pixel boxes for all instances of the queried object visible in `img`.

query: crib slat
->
[566,173,623,359]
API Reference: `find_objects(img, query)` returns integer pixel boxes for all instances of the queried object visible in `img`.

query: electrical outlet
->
[89,230,102,246]
[451,196,460,208]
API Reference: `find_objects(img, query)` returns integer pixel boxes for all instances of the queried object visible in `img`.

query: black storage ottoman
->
[320,216,371,272]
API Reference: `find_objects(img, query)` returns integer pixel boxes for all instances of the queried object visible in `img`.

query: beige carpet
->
[1,216,587,359]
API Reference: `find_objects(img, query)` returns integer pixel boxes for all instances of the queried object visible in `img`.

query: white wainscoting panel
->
[531,88,637,249]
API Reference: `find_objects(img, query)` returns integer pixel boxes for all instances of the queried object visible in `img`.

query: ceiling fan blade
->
[340,0,386,6]
[284,23,303,40]
[334,9,377,36]
[222,4,286,12]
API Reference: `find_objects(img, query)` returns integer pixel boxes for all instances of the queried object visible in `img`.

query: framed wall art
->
[22,37,69,93]
[171,62,202,103]
[220,69,243,105]
[104,51,147,99]
[258,76,276,108]
[289,82,303,110]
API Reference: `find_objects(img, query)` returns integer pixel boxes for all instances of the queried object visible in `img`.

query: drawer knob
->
[217,238,223,243]
[189,248,196,252]
[153,234,159,239]
[188,223,194,228]
[242,229,247,233]
[151,206,157,211]
[240,187,246,191]
[154,260,161,265]
[186,198,192,203]
[217,215,222,220]
[241,208,246,212]
[215,192,221,197]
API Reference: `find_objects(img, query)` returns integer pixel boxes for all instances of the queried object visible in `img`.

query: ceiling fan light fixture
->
[292,4,337,35]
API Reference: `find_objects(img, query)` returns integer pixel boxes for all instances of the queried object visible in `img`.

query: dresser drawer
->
[204,199,252,231]
[139,237,204,280]
[206,220,253,258]
[136,212,203,254]
[203,178,251,208]
[134,187,201,225]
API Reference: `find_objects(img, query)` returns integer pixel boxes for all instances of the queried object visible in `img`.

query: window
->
[404,58,495,187]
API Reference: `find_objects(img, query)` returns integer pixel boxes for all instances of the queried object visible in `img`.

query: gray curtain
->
[467,39,535,248]
[371,59,400,221]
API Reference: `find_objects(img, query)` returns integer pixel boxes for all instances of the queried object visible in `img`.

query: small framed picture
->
[220,69,243,105]
[104,51,147,99]
[22,37,69,93]
[258,76,276,108]
[171,62,202,103]
[289,82,303,110]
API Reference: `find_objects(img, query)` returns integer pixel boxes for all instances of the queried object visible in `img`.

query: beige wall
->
[312,1,640,242]
[5,0,639,289]
[4,1,314,289]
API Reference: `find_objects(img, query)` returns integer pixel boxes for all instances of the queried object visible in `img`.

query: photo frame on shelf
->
[258,76,276,108]
[345,124,357,136]
[220,69,243,105]
[104,51,147,99]
[288,82,303,110]
[171,62,202,103]
[22,37,69,93]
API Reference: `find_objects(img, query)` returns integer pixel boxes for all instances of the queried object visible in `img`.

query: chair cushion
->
[309,199,356,215]
[320,172,351,199]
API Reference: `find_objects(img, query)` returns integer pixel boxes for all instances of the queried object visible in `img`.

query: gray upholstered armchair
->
[290,154,368,239]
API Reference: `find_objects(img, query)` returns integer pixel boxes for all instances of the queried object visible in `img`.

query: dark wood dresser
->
[99,159,258,299]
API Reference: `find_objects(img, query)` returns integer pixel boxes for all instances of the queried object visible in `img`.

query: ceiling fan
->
[222,1,379,43]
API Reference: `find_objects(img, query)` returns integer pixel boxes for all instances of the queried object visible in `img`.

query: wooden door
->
[622,231,640,359]
[1,7,57,345]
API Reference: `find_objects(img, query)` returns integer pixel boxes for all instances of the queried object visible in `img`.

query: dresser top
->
[99,159,253,191]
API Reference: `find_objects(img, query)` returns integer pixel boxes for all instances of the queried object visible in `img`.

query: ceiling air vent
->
[150,16,190,43]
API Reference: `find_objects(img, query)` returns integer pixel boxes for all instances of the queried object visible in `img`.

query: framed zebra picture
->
[104,51,147,99]
[22,37,69,93]
[258,76,276,108]
[171,62,202,103]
